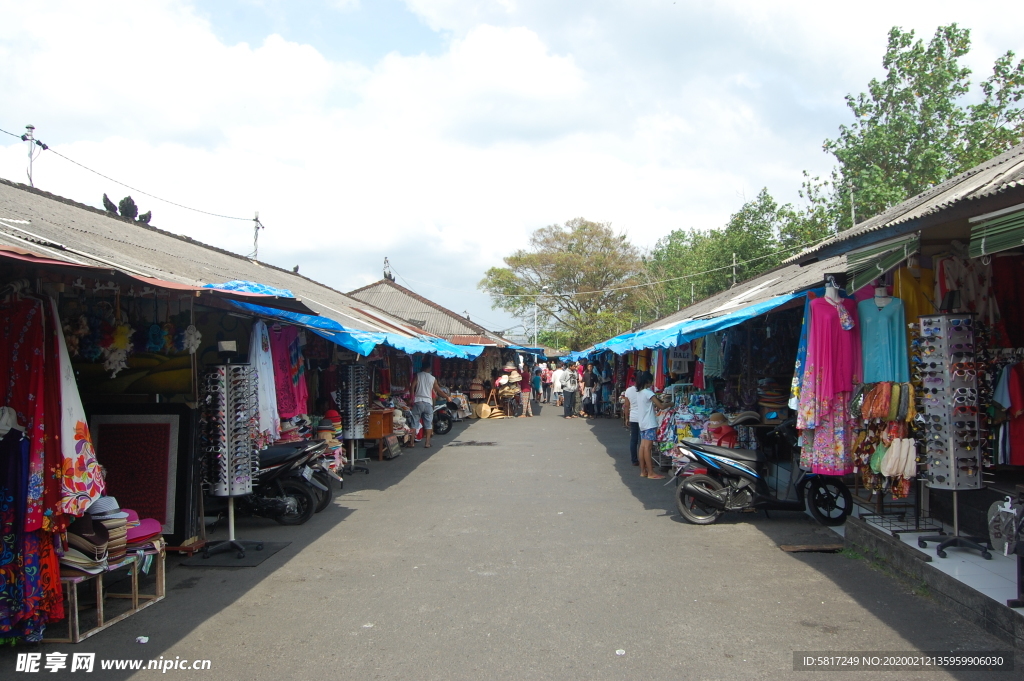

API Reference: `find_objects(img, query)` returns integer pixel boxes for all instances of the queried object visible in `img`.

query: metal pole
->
[732,252,737,287]
[533,297,537,346]
[691,282,694,304]
[25,125,36,187]
[849,181,856,228]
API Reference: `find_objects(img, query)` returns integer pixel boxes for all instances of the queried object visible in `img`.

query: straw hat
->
[706,413,728,429]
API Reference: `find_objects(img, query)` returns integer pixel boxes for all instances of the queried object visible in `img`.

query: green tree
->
[811,24,1024,230]
[479,218,643,350]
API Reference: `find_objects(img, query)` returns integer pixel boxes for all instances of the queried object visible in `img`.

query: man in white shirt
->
[622,380,640,466]
[551,364,565,407]
[409,360,452,449]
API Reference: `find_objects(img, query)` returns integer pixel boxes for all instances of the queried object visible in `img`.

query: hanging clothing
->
[0,297,47,532]
[801,297,862,402]
[703,333,725,379]
[858,298,909,383]
[789,295,814,410]
[892,267,935,344]
[268,324,309,419]
[797,297,861,475]
[933,247,1000,329]
[991,254,1024,347]
[250,321,281,443]
[49,299,105,518]
[1007,363,1024,467]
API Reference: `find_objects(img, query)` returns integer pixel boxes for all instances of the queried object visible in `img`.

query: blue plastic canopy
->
[594,289,816,355]
[203,281,295,298]
[228,301,482,359]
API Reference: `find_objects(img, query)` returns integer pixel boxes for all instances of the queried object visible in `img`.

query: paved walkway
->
[3,404,1015,679]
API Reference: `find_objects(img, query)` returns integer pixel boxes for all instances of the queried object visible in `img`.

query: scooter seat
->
[260,442,316,467]
[685,442,764,463]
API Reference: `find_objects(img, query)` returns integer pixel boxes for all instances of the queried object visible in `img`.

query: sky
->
[1,0,1021,337]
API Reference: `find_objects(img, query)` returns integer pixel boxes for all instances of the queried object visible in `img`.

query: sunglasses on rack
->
[949,319,973,327]
[953,405,978,416]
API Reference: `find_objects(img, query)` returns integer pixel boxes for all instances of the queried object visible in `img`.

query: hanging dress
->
[798,297,862,475]
[250,321,281,443]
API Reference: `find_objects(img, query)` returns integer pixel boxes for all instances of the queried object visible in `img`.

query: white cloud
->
[0,0,1022,325]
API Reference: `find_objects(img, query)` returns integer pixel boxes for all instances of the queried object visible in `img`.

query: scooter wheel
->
[676,474,724,525]
[806,477,853,527]
[274,479,317,526]
[312,471,333,513]
[433,414,452,436]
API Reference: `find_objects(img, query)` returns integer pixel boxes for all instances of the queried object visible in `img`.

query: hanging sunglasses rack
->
[341,364,371,475]
[916,314,993,559]
[200,364,264,559]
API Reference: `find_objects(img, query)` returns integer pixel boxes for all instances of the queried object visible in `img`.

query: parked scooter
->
[205,440,329,526]
[309,447,344,513]
[431,400,459,436]
[673,419,852,526]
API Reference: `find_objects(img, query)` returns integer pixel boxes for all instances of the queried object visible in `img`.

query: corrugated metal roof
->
[348,279,512,346]
[641,255,845,331]
[788,142,1024,263]
[0,178,420,336]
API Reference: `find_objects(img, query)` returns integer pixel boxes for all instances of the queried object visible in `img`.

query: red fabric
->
[94,423,172,525]
[1009,364,1024,466]
[992,254,1024,348]
[0,297,47,531]
[693,360,705,390]
[268,325,309,419]
[42,304,66,533]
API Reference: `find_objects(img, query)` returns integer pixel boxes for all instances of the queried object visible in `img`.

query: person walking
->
[552,363,565,407]
[622,377,641,466]
[409,360,452,448]
[541,364,553,403]
[532,368,542,409]
[519,369,534,417]
[635,371,670,478]
[562,362,581,418]
[582,362,597,417]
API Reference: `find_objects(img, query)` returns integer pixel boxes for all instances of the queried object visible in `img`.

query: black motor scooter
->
[205,440,329,526]
[673,419,852,526]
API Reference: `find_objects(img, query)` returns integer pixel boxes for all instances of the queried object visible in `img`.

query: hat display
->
[126,518,162,546]
[66,516,109,560]
[60,548,106,575]
[706,413,728,428]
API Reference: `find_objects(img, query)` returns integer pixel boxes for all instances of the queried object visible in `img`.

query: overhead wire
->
[0,126,252,221]
[393,232,836,299]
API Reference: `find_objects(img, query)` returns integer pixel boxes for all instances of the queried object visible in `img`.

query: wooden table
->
[367,408,395,460]
[44,543,166,644]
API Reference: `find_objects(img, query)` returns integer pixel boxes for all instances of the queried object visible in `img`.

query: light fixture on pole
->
[534,286,548,346]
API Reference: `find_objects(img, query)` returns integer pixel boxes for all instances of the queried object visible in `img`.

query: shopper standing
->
[519,371,534,417]
[410,360,452,448]
[562,362,581,418]
[622,377,641,466]
[541,364,553,403]
[552,363,565,407]
[582,362,597,417]
[636,371,670,478]
[532,368,542,408]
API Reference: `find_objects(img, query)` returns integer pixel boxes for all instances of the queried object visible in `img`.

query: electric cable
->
[1,126,252,221]
[392,233,836,299]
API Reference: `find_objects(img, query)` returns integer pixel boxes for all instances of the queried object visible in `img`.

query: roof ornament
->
[384,257,395,281]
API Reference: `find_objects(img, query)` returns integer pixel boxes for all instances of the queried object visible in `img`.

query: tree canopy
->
[479,218,644,350]
[481,24,1024,343]
[811,24,1024,231]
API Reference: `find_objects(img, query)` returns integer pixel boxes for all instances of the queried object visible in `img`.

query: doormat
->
[448,441,496,447]
[181,541,290,567]
[780,544,844,554]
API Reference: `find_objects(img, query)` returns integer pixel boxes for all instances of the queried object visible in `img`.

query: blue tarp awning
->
[203,280,295,298]
[593,289,818,355]
[229,301,482,359]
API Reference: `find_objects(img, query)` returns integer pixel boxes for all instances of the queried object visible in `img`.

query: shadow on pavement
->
[580,414,1016,678]
[0,418,477,679]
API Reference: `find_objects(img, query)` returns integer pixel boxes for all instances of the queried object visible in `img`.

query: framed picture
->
[89,414,180,534]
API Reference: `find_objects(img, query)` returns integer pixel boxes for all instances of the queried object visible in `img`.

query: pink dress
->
[798,297,862,475]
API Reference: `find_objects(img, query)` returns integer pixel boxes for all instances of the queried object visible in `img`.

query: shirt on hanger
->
[858,297,909,383]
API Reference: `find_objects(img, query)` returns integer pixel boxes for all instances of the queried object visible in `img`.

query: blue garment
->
[857,298,909,383]
[789,296,813,410]
[532,375,542,393]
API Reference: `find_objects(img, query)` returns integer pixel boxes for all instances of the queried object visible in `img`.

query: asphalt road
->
[2,403,1017,680]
